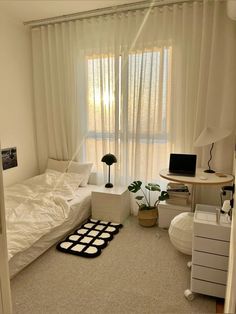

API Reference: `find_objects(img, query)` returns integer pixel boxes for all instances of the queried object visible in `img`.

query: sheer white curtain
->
[32,1,236,181]
[194,2,236,174]
[32,22,87,172]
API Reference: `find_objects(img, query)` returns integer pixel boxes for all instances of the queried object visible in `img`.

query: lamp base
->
[105,183,113,188]
[204,169,215,173]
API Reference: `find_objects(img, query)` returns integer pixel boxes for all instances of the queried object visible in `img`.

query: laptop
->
[168,153,197,177]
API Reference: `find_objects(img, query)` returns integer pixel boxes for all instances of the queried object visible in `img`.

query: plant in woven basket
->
[128,181,169,227]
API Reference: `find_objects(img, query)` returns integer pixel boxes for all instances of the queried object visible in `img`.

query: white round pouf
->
[168,212,194,255]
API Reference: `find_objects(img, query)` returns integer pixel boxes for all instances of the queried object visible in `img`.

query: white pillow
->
[60,172,84,190]
[67,162,93,186]
[47,158,69,173]
[45,169,84,189]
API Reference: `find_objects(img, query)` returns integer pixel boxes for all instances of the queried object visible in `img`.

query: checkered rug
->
[57,219,123,258]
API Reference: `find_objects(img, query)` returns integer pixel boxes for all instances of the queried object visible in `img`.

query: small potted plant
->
[128,181,169,227]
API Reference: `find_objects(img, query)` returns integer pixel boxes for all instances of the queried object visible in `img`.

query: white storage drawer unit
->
[91,186,130,223]
[190,204,231,298]
[158,201,191,228]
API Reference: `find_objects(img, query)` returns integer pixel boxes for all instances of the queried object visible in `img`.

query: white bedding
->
[9,184,98,278]
[5,170,87,261]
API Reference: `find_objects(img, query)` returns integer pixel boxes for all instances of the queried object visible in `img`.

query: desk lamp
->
[101,153,117,188]
[194,127,231,173]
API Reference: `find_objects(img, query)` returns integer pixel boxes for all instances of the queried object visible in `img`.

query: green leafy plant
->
[128,180,169,210]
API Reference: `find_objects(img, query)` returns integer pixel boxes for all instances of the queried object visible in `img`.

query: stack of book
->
[166,182,190,205]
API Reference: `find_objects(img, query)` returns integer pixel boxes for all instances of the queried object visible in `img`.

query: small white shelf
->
[91,186,130,223]
[158,201,191,228]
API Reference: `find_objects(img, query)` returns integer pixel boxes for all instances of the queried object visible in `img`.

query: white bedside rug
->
[57,219,123,258]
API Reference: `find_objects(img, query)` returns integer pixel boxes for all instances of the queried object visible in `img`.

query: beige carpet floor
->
[11,216,216,314]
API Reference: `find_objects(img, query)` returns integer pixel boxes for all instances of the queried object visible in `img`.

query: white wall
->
[0,11,38,186]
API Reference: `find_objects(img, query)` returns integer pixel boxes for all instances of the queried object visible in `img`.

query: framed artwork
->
[1,147,18,170]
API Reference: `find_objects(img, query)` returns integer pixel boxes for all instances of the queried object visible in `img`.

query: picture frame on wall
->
[1,147,18,170]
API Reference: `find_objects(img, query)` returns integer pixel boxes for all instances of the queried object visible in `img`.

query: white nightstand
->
[185,204,231,300]
[91,186,130,223]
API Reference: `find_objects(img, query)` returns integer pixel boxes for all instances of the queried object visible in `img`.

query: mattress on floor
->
[5,173,99,277]
[9,185,99,278]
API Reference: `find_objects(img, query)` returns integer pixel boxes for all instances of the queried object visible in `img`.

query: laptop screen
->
[168,153,197,176]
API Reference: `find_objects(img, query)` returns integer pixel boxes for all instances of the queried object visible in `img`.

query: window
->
[85,46,172,181]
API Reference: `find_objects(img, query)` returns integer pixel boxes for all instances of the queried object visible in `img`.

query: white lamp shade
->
[168,212,194,255]
[194,127,231,147]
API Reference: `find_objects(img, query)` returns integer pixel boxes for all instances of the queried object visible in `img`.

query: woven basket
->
[138,207,158,227]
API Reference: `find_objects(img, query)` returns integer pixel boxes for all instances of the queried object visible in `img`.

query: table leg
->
[190,184,196,211]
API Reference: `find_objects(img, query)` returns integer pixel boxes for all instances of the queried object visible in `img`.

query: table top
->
[159,168,234,185]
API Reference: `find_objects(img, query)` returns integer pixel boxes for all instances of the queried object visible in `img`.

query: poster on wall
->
[1,147,18,170]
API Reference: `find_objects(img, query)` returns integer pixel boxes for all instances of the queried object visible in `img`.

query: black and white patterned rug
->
[57,219,123,258]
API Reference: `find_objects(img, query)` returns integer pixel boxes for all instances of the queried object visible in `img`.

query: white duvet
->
[5,170,84,260]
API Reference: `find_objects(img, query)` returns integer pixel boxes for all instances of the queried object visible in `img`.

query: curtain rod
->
[24,0,199,28]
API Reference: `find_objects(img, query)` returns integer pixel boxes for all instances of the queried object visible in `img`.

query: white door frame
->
[0,143,12,314]
[224,152,236,313]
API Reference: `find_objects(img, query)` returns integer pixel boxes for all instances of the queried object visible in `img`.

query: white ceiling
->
[0,0,145,23]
